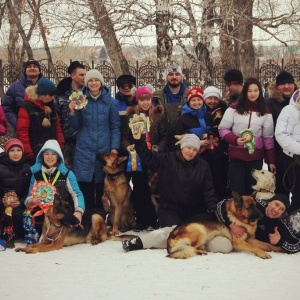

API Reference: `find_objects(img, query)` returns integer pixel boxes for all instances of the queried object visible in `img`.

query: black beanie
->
[269,194,290,210]
[23,59,41,74]
[116,75,136,87]
[276,71,295,86]
[68,61,85,74]
[224,69,243,84]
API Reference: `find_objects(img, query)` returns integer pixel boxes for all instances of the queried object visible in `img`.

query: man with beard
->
[267,71,298,196]
[153,64,187,150]
[55,61,86,168]
[2,60,43,131]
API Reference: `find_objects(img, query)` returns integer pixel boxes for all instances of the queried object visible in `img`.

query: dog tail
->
[167,244,199,259]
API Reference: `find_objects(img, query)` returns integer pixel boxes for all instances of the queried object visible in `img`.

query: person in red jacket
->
[16,78,64,165]
[0,105,8,137]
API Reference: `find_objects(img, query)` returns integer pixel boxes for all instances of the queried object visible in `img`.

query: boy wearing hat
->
[16,78,64,165]
[56,61,86,167]
[223,68,243,105]
[267,71,298,196]
[2,59,43,130]
[153,63,188,151]
[217,193,300,254]
[0,138,31,248]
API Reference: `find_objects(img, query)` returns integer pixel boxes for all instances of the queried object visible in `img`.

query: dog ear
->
[117,156,128,164]
[232,191,243,208]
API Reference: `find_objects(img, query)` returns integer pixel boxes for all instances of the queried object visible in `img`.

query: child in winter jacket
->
[24,139,84,244]
[0,139,31,248]
[219,77,276,195]
[122,86,169,230]
[16,78,65,165]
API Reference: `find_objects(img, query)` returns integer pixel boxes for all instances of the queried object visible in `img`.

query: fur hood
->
[25,84,39,100]
[126,104,164,122]
[268,81,299,103]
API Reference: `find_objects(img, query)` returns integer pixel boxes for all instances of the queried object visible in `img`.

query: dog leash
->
[44,226,64,244]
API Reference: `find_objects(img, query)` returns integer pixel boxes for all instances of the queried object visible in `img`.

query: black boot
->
[122,237,143,252]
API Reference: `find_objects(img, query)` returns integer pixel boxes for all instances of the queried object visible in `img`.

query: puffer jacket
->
[134,139,218,216]
[68,85,120,182]
[2,73,43,129]
[122,105,169,153]
[55,77,78,142]
[275,89,300,157]
[267,81,299,152]
[0,152,31,205]
[26,139,85,213]
[0,106,8,136]
[218,102,275,163]
[16,91,65,162]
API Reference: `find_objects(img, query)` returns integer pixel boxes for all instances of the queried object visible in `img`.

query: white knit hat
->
[84,69,104,86]
[180,134,201,151]
[203,86,221,100]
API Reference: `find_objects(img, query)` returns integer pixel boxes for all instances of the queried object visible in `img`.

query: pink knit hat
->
[136,86,153,100]
[5,138,24,153]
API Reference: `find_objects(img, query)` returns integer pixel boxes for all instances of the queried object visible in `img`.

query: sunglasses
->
[120,83,134,89]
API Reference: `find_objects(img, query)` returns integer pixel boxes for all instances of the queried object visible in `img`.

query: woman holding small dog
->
[219,77,276,195]
[122,86,169,231]
[24,139,85,244]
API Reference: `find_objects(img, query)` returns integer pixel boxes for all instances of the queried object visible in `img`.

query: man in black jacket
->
[55,61,86,168]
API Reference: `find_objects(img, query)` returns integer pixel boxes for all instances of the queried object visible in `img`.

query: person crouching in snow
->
[23,139,84,244]
[16,78,65,165]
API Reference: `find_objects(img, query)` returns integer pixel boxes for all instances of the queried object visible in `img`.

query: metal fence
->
[1,58,300,99]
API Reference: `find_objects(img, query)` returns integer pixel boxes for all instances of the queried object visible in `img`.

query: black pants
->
[282,154,300,212]
[78,180,106,219]
[273,151,290,197]
[129,168,157,227]
[228,158,263,195]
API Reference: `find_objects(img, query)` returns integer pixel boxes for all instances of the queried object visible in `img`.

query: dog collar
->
[106,171,123,181]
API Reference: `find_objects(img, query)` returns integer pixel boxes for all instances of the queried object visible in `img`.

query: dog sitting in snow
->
[251,169,275,200]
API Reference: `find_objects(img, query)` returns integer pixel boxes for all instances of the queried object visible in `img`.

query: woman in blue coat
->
[68,69,120,217]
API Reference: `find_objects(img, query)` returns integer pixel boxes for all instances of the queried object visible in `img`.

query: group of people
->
[0,59,299,256]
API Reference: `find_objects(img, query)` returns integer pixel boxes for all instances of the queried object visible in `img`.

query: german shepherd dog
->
[15,195,107,253]
[97,153,136,235]
[167,192,282,259]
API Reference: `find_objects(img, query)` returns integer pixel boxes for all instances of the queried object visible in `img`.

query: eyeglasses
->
[120,83,134,89]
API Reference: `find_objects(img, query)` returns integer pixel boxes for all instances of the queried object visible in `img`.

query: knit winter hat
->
[204,86,221,100]
[36,78,57,95]
[276,71,295,86]
[116,75,136,87]
[84,69,104,86]
[23,59,41,74]
[135,86,153,100]
[5,138,24,153]
[68,61,85,74]
[224,69,243,84]
[166,64,183,76]
[187,87,204,102]
[269,194,290,211]
[180,134,201,151]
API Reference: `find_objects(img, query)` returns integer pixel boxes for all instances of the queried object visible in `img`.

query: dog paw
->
[257,251,272,259]
[15,247,26,252]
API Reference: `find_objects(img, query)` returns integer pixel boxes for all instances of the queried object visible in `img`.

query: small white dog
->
[251,169,276,200]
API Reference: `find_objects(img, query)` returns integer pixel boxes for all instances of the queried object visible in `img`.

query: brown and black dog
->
[167,192,282,259]
[15,195,107,253]
[98,153,136,235]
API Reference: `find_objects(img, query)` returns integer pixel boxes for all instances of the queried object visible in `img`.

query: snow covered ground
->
[1,231,299,300]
